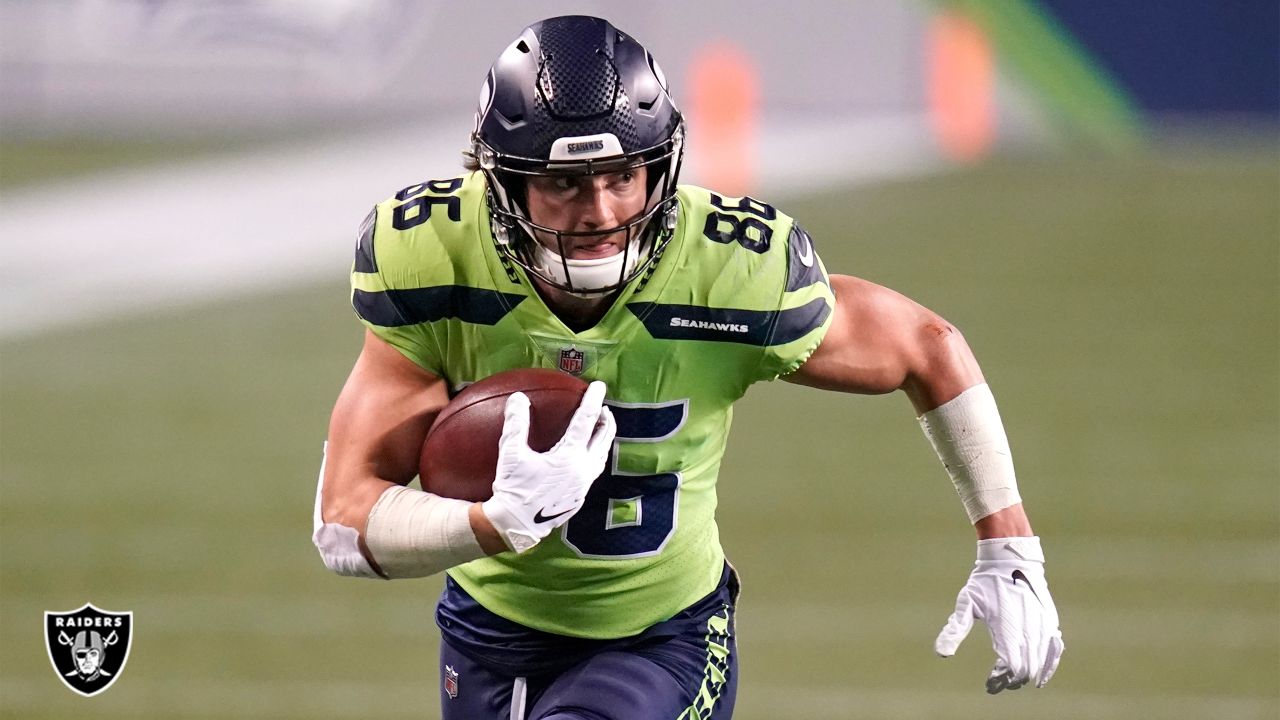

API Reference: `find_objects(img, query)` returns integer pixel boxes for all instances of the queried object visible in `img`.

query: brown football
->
[419,368,589,502]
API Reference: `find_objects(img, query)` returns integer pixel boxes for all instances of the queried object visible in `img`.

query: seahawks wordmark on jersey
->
[45,603,133,697]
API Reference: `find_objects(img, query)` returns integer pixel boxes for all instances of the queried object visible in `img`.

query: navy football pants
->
[437,569,739,719]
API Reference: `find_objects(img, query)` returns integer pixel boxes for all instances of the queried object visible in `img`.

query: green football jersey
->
[350,171,834,638]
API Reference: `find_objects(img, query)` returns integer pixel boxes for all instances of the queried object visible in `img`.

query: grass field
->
[0,129,343,190]
[1,148,1277,719]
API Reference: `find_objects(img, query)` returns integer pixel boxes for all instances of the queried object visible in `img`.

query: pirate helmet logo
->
[44,603,133,697]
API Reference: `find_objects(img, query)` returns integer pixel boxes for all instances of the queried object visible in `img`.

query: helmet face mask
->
[470,16,684,296]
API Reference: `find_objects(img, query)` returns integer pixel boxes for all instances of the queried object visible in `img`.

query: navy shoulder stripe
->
[785,222,826,292]
[354,286,525,327]
[354,207,378,273]
[767,297,832,345]
[627,298,830,346]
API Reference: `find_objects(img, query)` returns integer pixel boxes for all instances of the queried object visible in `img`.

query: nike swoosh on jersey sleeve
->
[784,222,827,292]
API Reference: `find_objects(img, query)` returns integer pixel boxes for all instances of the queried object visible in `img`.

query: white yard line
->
[0,117,943,338]
[738,686,1278,720]
[0,676,1273,719]
[6,587,1277,649]
[0,122,467,338]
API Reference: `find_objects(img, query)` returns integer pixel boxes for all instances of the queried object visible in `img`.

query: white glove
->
[481,381,615,553]
[935,536,1065,693]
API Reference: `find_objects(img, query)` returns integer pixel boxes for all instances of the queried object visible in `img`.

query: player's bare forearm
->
[786,275,1034,537]
[785,275,983,411]
[974,504,1033,538]
[323,330,450,536]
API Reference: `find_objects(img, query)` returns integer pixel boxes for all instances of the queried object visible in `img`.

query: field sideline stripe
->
[4,593,1276,648]
[1,677,1274,719]
[741,684,1277,720]
[6,530,1277,581]
[743,601,1278,650]
[0,118,942,339]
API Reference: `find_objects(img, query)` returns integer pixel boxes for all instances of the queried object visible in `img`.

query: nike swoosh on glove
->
[935,536,1065,693]
[481,381,616,553]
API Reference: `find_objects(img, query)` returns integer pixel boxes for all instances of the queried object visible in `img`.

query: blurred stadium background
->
[1,1,1276,718]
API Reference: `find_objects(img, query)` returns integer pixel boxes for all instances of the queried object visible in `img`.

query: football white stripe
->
[0,676,1272,719]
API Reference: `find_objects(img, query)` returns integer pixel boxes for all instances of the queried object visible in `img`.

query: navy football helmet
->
[470,16,684,295]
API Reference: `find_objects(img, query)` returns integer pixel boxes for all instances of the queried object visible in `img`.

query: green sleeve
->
[349,204,445,375]
[754,219,835,382]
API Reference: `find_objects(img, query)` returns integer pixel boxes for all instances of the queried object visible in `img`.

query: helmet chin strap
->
[531,238,642,296]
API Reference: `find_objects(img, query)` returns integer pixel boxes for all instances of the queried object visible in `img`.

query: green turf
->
[0,127,347,189]
[0,137,248,189]
[1,151,1277,719]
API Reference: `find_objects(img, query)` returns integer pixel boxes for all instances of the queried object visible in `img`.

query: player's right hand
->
[481,381,615,553]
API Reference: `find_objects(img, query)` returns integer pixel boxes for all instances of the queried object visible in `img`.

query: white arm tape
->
[917,383,1022,523]
[312,442,382,579]
[364,486,485,579]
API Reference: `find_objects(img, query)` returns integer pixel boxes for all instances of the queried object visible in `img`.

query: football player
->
[313,15,1063,719]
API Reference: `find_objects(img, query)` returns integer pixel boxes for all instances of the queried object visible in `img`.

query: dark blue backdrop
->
[1038,0,1279,118]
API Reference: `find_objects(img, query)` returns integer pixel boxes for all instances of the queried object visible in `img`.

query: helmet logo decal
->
[538,67,556,103]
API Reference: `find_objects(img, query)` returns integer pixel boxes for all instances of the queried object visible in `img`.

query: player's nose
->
[578,180,615,229]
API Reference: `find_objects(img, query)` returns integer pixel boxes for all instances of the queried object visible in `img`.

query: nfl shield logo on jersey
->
[44,603,133,697]
[444,664,459,699]
[558,347,586,375]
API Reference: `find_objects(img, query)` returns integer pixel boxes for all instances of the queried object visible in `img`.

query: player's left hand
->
[935,536,1064,693]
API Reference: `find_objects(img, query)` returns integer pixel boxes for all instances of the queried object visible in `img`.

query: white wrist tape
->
[312,443,382,579]
[918,383,1022,523]
[364,485,484,579]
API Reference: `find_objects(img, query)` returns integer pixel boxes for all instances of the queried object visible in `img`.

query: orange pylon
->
[686,41,759,196]
[927,10,997,162]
